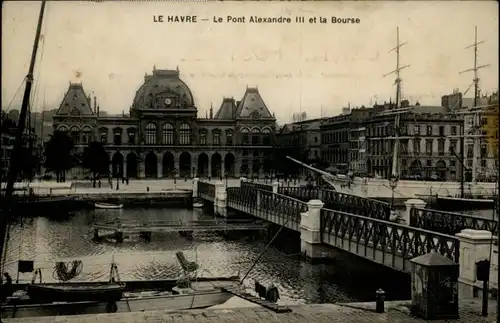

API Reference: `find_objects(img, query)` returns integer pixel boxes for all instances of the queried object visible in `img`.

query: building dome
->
[132,67,195,110]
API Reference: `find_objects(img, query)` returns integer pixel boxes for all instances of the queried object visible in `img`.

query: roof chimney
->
[209,103,213,119]
[97,105,100,117]
[93,96,97,114]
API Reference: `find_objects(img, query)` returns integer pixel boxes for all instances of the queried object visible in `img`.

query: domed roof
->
[132,67,195,110]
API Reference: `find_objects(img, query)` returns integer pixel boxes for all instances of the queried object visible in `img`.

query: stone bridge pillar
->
[272,181,279,194]
[456,229,497,298]
[214,181,227,217]
[192,178,199,199]
[300,199,335,263]
[403,198,426,225]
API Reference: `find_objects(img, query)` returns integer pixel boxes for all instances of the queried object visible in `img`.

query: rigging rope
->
[52,260,83,282]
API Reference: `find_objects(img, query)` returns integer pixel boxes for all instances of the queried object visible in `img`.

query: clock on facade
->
[164,98,172,106]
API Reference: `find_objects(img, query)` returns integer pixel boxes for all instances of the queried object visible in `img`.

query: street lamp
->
[389,175,398,210]
[115,166,120,191]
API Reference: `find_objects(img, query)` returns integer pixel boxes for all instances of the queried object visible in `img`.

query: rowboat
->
[94,202,123,209]
[193,202,203,208]
[26,282,125,303]
[2,279,239,319]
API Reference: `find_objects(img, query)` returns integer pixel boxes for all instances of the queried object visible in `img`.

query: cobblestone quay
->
[3,301,496,323]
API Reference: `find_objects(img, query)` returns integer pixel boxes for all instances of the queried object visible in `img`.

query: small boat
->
[2,254,241,319]
[26,282,125,303]
[436,196,495,211]
[95,202,123,209]
[193,202,203,208]
[2,279,238,319]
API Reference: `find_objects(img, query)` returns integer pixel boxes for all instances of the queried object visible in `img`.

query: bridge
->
[92,219,267,241]
[196,178,499,295]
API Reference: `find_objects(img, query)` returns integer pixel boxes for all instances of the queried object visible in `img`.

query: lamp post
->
[192,167,195,179]
[389,175,398,212]
[173,168,178,189]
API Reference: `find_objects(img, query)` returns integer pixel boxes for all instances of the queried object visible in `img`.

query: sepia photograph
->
[1,1,499,322]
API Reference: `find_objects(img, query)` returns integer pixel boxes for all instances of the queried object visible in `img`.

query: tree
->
[81,141,109,187]
[44,131,75,182]
[273,145,311,178]
[19,145,40,181]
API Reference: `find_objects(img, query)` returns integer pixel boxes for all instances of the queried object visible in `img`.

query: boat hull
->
[26,283,125,303]
[2,289,234,319]
[436,196,495,211]
[333,178,498,200]
[94,203,123,209]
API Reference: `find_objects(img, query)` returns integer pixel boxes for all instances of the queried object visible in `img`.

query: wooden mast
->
[0,0,47,265]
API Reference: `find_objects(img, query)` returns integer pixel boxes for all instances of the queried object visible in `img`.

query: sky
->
[2,1,499,124]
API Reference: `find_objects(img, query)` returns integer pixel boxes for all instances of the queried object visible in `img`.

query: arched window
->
[99,128,108,144]
[57,126,68,132]
[199,131,207,145]
[145,123,156,144]
[70,126,80,145]
[225,130,233,145]
[212,129,221,145]
[179,123,191,145]
[82,126,92,144]
[127,128,136,145]
[162,123,174,145]
[251,128,260,145]
[113,128,123,145]
[262,128,271,145]
[241,128,249,145]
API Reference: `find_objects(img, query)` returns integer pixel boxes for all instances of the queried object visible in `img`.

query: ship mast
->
[459,26,490,182]
[383,27,410,180]
[1,0,47,264]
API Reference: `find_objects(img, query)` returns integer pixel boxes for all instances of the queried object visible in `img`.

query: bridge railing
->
[198,181,216,201]
[227,187,306,231]
[241,181,273,192]
[279,186,390,221]
[410,208,498,236]
[321,208,460,270]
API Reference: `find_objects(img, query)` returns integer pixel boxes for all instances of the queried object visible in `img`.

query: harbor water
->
[1,206,494,304]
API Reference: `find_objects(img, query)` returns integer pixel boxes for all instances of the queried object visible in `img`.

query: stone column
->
[455,229,497,298]
[208,162,212,179]
[403,198,426,225]
[192,177,199,198]
[138,162,145,178]
[221,161,225,179]
[157,158,163,178]
[214,181,227,217]
[272,181,279,194]
[123,160,127,178]
[300,199,335,263]
[174,156,180,175]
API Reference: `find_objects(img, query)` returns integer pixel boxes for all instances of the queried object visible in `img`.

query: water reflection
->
[4,207,407,304]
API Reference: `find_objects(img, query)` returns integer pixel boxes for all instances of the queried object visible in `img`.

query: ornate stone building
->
[52,67,276,179]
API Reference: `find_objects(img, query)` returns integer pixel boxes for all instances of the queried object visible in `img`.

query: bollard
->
[147,186,150,192]
[375,289,386,313]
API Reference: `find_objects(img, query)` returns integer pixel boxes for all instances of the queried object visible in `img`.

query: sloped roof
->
[214,98,237,120]
[234,87,274,120]
[132,67,195,110]
[56,83,94,116]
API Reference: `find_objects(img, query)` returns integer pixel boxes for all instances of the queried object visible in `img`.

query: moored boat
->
[95,202,123,209]
[436,195,495,211]
[26,282,125,303]
[2,279,238,319]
